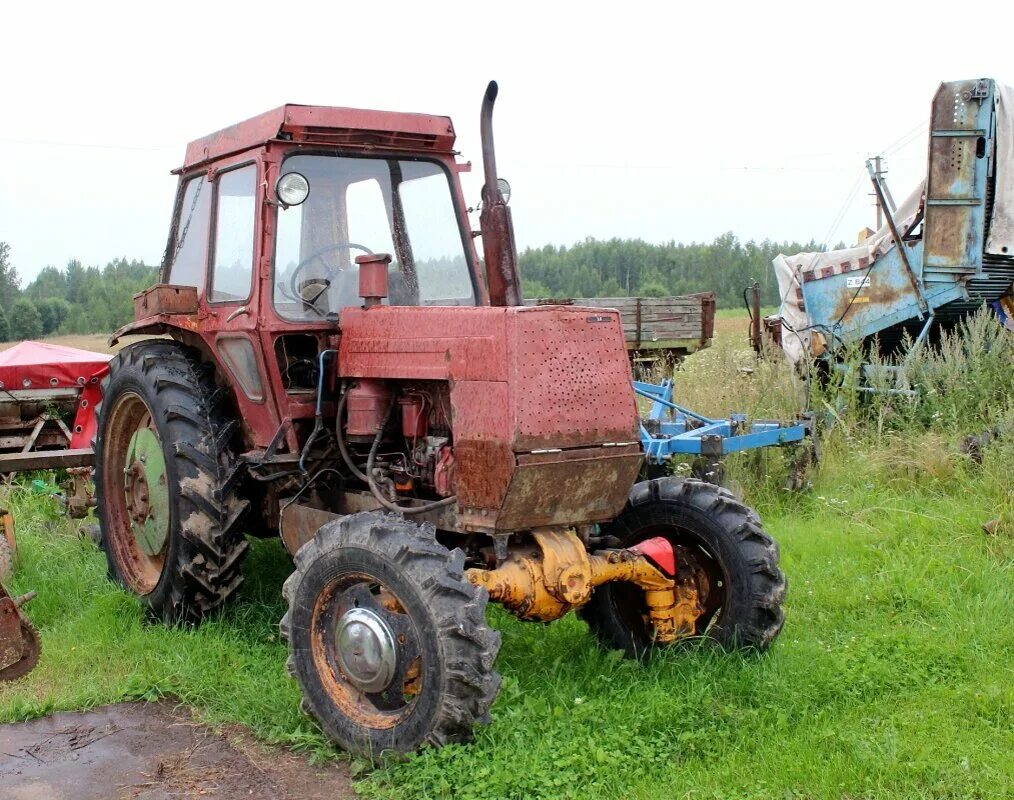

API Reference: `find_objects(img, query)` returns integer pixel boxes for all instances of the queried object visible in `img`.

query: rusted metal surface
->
[493,446,642,531]
[99,393,166,595]
[63,467,96,519]
[923,79,990,271]
[509,307,638,451]
[0,582,39,682]
[340,303,640,531]
[0,510,14,583]
[309,570,419,731]
[0,448,94,473]
[133,284,200,317]
[479,81,522,308]
[747,282,763,353]
[355,253,391,308]
[762,316,783,347]
[280,503,339,555]
[338,304,639,450]
[869,160,928,314]
[180,104,457,173]
[280,496,459,555]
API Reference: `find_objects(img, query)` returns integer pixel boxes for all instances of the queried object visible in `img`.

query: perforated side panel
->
[511,308,639,450]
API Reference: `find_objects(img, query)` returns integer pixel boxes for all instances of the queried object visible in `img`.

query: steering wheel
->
[286,242,374,315]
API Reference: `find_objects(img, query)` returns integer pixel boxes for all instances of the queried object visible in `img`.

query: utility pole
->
[869,155,897,230]
[872,155,885,229]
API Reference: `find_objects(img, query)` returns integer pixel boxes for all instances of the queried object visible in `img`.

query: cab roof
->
[177,104,457,173]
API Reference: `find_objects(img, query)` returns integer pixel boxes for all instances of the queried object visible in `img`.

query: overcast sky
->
[3,1,1012,283]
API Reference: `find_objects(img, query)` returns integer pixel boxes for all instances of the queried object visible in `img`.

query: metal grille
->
[512,309,637,449]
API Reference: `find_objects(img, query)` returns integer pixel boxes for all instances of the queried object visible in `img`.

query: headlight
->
[496,177,511,204]
[275,172,310,207]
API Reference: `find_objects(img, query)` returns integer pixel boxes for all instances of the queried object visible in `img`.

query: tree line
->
[0,243,156,340]
[519,233,825,308]
[0,232,829,340]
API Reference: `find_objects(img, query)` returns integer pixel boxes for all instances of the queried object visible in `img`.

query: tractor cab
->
[162,128,482,322]
[116,103,498,453]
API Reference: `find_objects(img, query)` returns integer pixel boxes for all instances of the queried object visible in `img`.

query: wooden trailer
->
[526,293,716,363]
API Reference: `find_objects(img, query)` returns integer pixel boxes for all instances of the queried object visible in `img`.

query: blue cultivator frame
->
[635,380,811,465]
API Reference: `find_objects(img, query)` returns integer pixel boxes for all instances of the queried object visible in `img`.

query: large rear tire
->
[95,341,249,625]
[581,477,785,658]
[281,513,501,755]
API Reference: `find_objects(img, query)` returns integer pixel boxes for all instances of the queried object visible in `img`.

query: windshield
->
[273,154,475,319]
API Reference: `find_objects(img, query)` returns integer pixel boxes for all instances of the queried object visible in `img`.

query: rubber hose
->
[365,396,457,515]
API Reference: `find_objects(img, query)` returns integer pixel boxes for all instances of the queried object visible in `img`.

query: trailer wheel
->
[95,341,249,625]
[580,477,785,658]
[280,513,501,755]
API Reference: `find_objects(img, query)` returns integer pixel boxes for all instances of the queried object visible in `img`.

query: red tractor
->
[96,83,785,754]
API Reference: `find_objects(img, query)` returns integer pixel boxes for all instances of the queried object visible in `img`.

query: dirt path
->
[0,702,353,800]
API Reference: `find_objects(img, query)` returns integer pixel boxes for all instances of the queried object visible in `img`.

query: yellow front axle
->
[466,529,702,643]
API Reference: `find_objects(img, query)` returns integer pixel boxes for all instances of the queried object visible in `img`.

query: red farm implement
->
[0,341,108,681]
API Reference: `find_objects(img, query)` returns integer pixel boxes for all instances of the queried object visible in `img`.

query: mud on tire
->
[280,513,501,755]
[95,341,249,625]
[581,477,786,658]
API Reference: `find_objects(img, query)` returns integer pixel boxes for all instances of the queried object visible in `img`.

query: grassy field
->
[1,314,1012,799]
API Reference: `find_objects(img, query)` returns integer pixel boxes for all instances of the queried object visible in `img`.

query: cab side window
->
[210,164,257,302]
[166,175,212,293]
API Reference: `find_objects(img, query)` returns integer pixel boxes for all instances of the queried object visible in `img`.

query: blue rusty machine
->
[636,379,809,468]
[773,78,1014,365]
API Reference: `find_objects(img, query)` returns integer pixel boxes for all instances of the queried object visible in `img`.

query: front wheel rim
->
[311,572,424,730]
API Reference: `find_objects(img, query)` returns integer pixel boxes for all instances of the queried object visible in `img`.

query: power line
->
[0,137,176,152]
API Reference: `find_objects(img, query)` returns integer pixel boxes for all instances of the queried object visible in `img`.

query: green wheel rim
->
[125,426,170,557]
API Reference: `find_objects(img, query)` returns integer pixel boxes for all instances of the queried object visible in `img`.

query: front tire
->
[95,341,249,624]
[280,513,501,755]
[581,477,785,658]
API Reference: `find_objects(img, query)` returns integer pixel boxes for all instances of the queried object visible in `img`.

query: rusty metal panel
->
[923,79,993,271]
[495,446,643,530]
[509,306,639,451]
[0,582,38,681]
[133,284,199,318]
[338,306,509,382]
[181,105,457,172]
[454,439,515,512]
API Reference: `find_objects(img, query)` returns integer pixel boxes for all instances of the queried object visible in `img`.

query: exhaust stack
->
[479,81,522,307]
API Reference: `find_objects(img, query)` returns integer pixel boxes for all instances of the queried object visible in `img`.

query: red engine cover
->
[338,304,642,531]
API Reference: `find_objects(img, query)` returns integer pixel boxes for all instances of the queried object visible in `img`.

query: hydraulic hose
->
[299,349,337,474]
[365,396,457,516]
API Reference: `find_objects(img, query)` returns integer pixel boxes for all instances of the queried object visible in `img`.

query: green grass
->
[2,311,1012,798]
[1,440,1011,799]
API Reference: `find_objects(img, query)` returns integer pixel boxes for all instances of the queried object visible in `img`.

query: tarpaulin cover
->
[0,341,110,390]
[986,82,1014,255]
[772,181,925,365]
[772,80,1014,364]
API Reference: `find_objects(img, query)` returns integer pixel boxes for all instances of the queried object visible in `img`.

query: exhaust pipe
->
[479,80,522,307]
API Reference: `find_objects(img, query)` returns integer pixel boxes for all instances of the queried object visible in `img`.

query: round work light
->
[275,172,310,206]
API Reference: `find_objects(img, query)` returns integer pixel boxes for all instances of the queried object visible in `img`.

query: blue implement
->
[635,380,810,465]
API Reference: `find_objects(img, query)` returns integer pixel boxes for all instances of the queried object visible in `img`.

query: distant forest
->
[0,233,823,339]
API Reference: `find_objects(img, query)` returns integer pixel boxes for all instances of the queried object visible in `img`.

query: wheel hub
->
[123,427,169,557]
[334,607,398,693]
